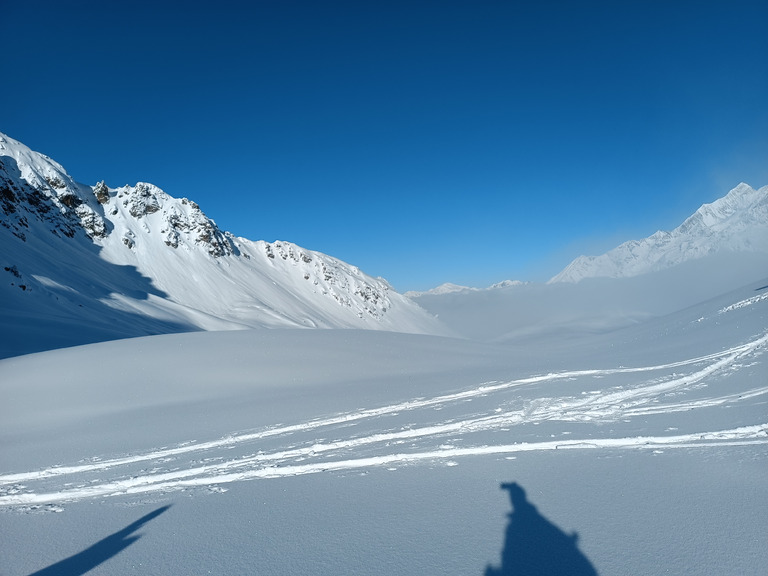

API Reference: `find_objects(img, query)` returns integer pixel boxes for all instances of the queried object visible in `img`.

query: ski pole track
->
[2,332,766,508]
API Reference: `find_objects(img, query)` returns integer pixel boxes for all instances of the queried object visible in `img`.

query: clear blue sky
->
[3,0,767,291]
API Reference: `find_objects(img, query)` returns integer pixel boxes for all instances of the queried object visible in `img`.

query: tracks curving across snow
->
[2,333,767,508]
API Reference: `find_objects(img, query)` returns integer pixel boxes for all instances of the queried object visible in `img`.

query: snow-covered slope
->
[1,277,766,575]
[550,183,768,283]
[0,132,446,357]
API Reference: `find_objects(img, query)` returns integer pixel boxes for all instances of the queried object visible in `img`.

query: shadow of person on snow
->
[28,505,171,576]
[485,483,598,576]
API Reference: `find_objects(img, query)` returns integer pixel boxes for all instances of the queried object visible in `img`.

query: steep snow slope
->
[0,132,446,358]
[551,183,768,283]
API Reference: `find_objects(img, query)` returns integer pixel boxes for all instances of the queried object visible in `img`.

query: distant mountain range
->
[550,182,768,283]
[0,132,445,356]
[411,182,768,293]
[404,280,526,298]
[407,182,768,343]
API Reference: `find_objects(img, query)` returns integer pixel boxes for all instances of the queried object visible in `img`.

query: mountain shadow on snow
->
[485,483,598,576]
[27,505,171,576]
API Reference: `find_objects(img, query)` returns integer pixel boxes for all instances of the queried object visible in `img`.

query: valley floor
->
[1,280,767,575]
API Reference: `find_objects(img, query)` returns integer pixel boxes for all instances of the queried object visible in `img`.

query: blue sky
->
[3,0,767,291]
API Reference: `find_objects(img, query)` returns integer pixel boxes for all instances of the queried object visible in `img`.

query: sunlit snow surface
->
[1,279,767,575]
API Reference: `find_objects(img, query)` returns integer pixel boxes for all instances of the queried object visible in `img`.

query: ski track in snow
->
[2,333,767,508]
[719,291,768,314]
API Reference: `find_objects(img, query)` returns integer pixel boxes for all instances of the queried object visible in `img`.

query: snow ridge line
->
[1,425,766,507]
[1,332,765,487]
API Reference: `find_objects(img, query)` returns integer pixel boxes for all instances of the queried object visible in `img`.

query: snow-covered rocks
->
[111,183,238,257]
[0,134,107,242]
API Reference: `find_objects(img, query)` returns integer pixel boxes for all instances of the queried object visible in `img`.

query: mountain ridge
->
[549,182,768,283]
[0,132,447,357]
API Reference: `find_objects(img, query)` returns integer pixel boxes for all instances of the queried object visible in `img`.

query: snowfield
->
[2,277,767,575]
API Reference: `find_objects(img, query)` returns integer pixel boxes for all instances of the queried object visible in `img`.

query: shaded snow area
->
[2,279,767,575]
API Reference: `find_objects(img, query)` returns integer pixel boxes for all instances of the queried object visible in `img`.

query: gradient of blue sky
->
[3,0,767,291]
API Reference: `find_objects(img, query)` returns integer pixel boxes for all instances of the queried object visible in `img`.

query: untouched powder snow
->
[1,277,767,575]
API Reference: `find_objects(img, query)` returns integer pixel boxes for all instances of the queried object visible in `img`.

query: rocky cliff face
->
[106,182,239,257]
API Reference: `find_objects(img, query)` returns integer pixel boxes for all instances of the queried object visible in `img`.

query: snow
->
[2,277,767,575]
[404,280,526,298]
[411,252,768,342]
[2,132,768,574]
[0,131,447,359]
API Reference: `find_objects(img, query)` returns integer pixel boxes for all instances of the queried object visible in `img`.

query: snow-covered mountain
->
[0,132,446,357]
[405,280,526,298]
[550,183,768,283]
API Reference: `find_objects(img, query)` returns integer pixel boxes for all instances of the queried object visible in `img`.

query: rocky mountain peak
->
[0,134,106,241]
